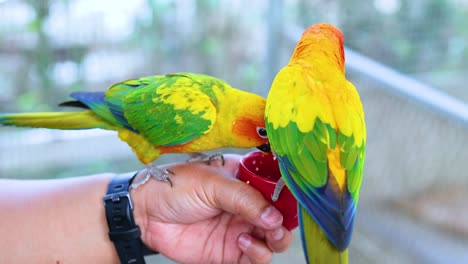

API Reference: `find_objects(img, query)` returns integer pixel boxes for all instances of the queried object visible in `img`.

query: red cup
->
[237,151,298,230]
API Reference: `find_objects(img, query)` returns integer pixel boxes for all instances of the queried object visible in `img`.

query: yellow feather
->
[117,129,161,164]
[0,111,114,130]
[327,146,346,192]
[265,66,336,132]
[301,206,348,264]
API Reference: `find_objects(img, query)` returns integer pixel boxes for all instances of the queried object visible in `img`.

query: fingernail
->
[261,206,283,228]
[272,227,284,241]
[238,233,252,250]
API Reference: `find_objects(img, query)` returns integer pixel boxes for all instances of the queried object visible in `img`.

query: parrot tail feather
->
[0,110,114,130]
[58,100,90,109]
[299,205,348,264]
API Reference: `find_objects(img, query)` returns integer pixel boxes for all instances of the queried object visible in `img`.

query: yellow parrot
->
[265,23,366,263]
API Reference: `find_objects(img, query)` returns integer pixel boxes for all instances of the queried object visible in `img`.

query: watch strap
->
[104,172,156,264]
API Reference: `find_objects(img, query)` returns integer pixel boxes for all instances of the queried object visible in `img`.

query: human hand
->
[130,154,293,264]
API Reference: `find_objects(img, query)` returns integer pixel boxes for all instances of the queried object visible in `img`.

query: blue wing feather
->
[70,91,139,133]
[277,154,355,251]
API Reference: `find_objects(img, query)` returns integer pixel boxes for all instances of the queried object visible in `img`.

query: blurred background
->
[1,0,467,263]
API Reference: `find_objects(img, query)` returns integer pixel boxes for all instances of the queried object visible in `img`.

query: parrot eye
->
[256,127,268,139]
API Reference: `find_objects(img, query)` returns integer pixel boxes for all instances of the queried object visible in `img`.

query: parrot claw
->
[130,172,150,190]
[271,178,286,202]
[149,166,175,187]
[187,152,225,166]
[130,165,175,189]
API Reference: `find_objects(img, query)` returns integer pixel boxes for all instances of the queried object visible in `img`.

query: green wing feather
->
[336,81,366,203]
[106,73,218,147]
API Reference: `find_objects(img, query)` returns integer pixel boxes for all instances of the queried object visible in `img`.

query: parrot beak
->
[256,143,271,153]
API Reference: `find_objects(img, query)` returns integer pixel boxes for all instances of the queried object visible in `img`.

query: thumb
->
[207,160,284,230]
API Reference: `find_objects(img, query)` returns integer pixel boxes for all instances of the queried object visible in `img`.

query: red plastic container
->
[237,151,298,230]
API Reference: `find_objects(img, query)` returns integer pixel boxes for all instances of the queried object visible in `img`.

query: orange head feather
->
[232,116,268,145]
[230,95,269,151]
[290,23,345,73]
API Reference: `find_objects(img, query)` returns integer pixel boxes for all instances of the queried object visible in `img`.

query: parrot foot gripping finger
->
[130,165,175,189]
[271,178,285,202]
[187,152,225,166]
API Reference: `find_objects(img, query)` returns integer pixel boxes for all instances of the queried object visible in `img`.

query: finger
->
[238,233,272,264]
[264,226,293,253]
[210,178,283,230]
[216,154,242,177]
[251,227,265,241]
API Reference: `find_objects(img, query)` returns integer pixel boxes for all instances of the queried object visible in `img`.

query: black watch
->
[103,172,157,264]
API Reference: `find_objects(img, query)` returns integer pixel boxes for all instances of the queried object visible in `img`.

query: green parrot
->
[1,72,270,187]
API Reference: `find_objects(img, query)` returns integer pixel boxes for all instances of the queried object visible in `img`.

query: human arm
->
[0,155,292,264]
[0,172,118,264]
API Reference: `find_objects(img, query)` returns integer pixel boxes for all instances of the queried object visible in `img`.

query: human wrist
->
[104,172,157,263]
[129,170,150,246]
